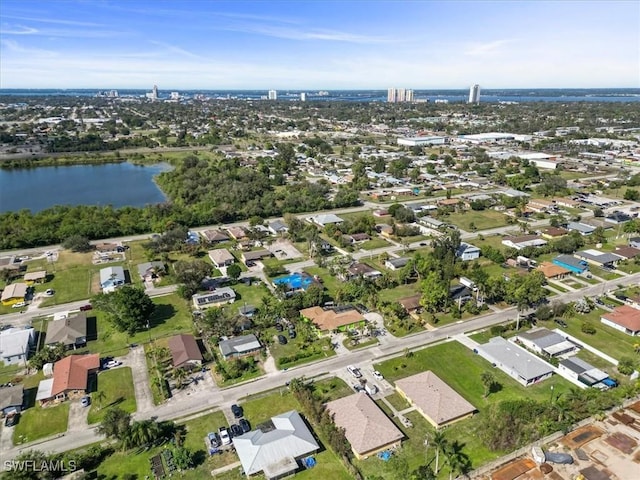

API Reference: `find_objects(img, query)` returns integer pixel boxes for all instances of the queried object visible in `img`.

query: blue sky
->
[1,0,639,89]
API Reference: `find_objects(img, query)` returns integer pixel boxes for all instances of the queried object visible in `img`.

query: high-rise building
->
[468,84,481,104]
[268,90,277,100]
[387,88,414,103]
[300,92,307,102]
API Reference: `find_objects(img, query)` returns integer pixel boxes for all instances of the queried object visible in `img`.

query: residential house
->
[516,328,578,357]
[566,222,596,236]
[137,261,165,282]
[226,226,248,241]
[605,211,632,224]
[233,410,320,479]
[326,392,404,459]
[456,242,480,261]
[537,262,571,280]
[192,287,236,310]
[99,266,126,293]
[218,334,263,360]
[377,224,394,238]
[45,312,88,349]
[614,246,640,260]
[553,197,580,209]
[574,249,622,269]
[36,354,100,404]
[342,262,382,281]
[395,371,476,429]
[553,255,589,274]
[501,235,548,250]
[385,257,410,270]
[0,327,35,366]
[200,229,229,243]
[23,270,47,285]
[437,198,461,208]
[398,294,422,315]
[300,306,366,333]
[1,282,27,306]
[241,250,272,265]
[476,337,554,386]
[541,227,568,240]
[346,233,371,244]
[0,384,24,417]
[450,284,473,304]
[168,334,203,368]
[630,237,640,249]
[308,213,344,227]
[558,357,609,387]
[268,220,289,235]
[208,249,235,268]
[601,306,640,336]
[526,198,556,213]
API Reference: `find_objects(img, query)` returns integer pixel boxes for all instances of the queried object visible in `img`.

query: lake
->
[0,162,171,213]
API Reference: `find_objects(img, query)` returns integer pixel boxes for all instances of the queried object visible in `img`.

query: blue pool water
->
[273,273,313,290]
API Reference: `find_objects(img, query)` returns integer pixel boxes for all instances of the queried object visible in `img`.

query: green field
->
[304,266,341,298]
[444,210,509,231]
[360,238,391,250]
[231,281,271,309]
[13,402,70,445]
[87,367,137,424]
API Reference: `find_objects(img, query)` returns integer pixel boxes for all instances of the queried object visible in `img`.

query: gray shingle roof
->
[218,334,261,357]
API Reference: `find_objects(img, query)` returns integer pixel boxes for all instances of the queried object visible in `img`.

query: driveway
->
[0,422,15,451]
[67,399,89,432]
[127,346,155,416]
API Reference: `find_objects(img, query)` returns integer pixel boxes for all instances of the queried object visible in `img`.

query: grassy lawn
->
[444,210,509,231]
[215,360,264,388]
[384,392,411,411]
[359,237,391,250]
[269,332,336,370]
[378,283,420,303]
[548,282,569,293]
[87,367,137,425]
[304,266,341,298]
[589,266,621,281]
[13,402,70,444]
[343,337,379,350]
[311,377,353,403]
[231,281,271,309]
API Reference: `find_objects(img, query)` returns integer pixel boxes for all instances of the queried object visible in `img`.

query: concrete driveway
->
[67,399,89,432]
[127,346,154,416]
[0,422,15,451]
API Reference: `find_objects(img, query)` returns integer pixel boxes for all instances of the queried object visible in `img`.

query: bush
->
[490,325,506,336]
[581,322,596,335]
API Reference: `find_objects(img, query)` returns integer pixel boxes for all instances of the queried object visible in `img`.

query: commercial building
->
[468,84,481,104]
[397,136,447,146]
[267,90,277,100]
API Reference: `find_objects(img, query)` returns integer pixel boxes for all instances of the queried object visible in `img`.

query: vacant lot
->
[445,210,509,231]
[87,367,137,424]
[13,402,70,444]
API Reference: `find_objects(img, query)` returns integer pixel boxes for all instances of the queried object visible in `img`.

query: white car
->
[219,427,231,445]
[104,360,122,369]
[372,370,384,381]
[347,365,362,378]
[11,302,26,309]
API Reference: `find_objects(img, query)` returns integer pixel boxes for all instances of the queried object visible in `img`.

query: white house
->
[0,327,35,366]
[456,242,480,261]
[99,266,126,293]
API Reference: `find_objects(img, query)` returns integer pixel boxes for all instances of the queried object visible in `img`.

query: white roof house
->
[99,266,125,293]
[307,214,344,227]
[233,410,319,479]
[0,327,35,366]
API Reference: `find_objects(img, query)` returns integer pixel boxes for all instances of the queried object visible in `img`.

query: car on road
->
[81,396,91,407]
[79,304,93,311]
[347,365,362,378]
[554,318,568,328]
[372,370,384,381]
[231,404,243,418]
[239,418,251,433]
[277,334,288,345]
[230,424,243,437]
[11,302,26,309]
[4,413,19,427]
[104,360,122,369]
[218,427,231,445]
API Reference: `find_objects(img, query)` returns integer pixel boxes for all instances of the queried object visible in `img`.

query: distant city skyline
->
[1,0,638,89]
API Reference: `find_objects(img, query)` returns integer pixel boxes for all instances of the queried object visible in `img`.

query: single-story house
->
[516,328,578,358]
[307,213,344,227]
[0,327,35,366]
[526,198,555,213]
[398,294,422,315]
[613,246,640,260]
[541,227,568,239]
[268,220,289,235]
[1,282,27,306]
[0,384,24,417]
[501,188,530,199]
[342,262,382,281]
[502,235,548,250]
[241,250,272,265]
[605,211,632,224]
[601,306,640,336]
[300,306,366,333]
[630,237,640,249]
[168,334,203,368]
[566,222,596,236]
[326,392,404,459]
[95,242,121,253]
[475,337,554,386]
[419,216,445,230]
[395,371,476,429]
[45,312,88,349]
[456,242,480,261]
[36,354,100,404]
[553,197,580,208]
[218,334,263,360]
[192,287,236,310]
[574,249,622,268]
[239,304,257,317]
[233,410,320,479]
[346,233,371,244]
[450,284,473,303]
[200,229,229,243]
[558,357,608,387]
[137,261,165,282]
[23,270,47,285]
[385,257,410,270]
[208,248,235,268]
[553,255,589,274]
[99,266,126,293]
[537,262,571,280]
[377,224,394,237]
[225,226,247,240]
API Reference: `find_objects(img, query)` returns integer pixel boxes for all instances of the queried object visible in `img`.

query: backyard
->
[87,366,137,424]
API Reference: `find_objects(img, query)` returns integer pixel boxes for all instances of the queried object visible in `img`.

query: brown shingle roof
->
[1,283,27,302]
[23,270,47,281]
[537,262,570,279]
[300,306,364,331]
[398,294,422,311]
[614,246,640,259]
[326,393,403,456]
[395,371,476,427]
[602,306,640,333]
[51,354,100,397]
[168,334,203,367]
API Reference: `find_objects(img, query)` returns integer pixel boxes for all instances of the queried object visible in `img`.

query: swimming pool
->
[273,273,313,290]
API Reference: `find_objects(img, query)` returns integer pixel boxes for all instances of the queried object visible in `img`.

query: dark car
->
[275,322,284,332]
[239,418,251,433]
[230,424,243,437]
[79,304,93,311]
[288,328,296,339]
[4,413,19,427]
[277,334,288,345]
[555,318,568,328]
[231,404,243,418]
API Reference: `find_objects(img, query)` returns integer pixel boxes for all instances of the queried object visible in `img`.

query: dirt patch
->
[562,425,604,449]
[491,458,536,480]
[267,239,303,260]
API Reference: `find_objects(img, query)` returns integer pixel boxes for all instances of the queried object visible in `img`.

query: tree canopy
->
[92,286,155,335]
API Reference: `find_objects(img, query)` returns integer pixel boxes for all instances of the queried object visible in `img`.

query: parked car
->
[230,424,243,437]
[352,383,365,392]
[231,404,243,418]
[288,328,296,339]
[275,322,284,332]
[277,334,288,345]
[104,360,122,369]
[79,304,93,311]
[208,432,220,448]
[239,418,251,433]
[554,318,568,328]
[347,365,362,378]
[45,289,55,296]
[4,413,19,427]
[11,302,26,309]
[372,370,384,381]
[218,427,231,445]
[80,396,91,407]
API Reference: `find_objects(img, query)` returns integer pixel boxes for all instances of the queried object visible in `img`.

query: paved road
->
[3,271,638,461]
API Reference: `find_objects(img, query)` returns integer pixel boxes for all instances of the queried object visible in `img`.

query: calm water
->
[0,162,171,213]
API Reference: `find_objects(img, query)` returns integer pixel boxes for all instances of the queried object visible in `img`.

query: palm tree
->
[430,430,448,474]
[172,367,189,389]
[94,390,106,410]
[480,372,496,398]
[445,441,470,480]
